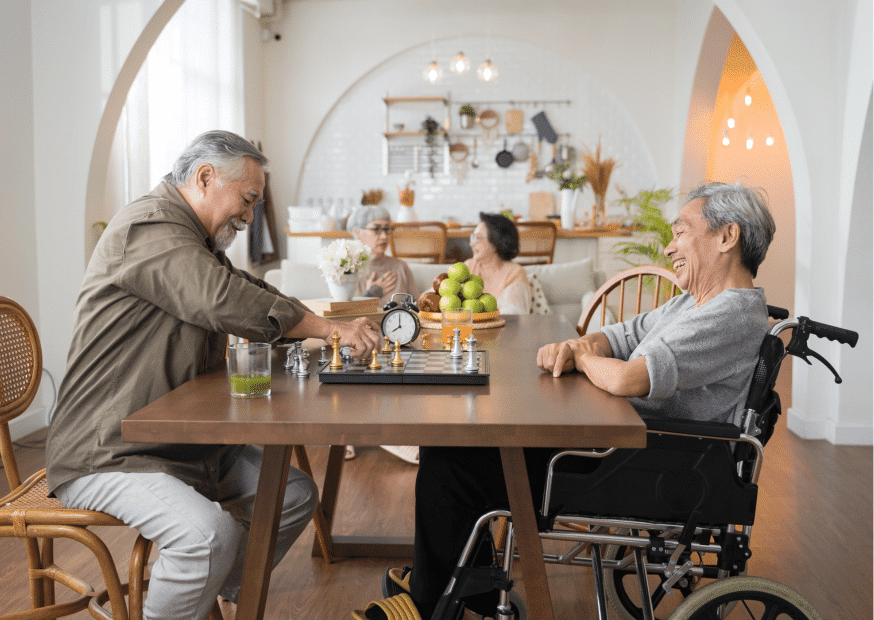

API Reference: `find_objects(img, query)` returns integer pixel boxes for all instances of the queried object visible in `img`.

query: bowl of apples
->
[417,262,501,323]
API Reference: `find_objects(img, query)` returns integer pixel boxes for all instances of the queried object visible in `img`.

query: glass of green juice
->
[227,342,271,398]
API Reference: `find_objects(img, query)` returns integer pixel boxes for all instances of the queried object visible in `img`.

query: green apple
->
[438,278,462,297]
[468,274,484,289]
[462,298,485,314]
[461,280,483,300]
[480,294,498,313]
[439,294,462,311]
[447,262,470,282]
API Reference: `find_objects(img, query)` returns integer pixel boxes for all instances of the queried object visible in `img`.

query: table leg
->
[500,446,555,620]
[236,444,292,620]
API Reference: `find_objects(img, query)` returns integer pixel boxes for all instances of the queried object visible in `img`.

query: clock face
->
[381,308,420,345]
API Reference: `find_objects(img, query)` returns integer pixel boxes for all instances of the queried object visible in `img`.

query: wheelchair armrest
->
[643,416,741,440]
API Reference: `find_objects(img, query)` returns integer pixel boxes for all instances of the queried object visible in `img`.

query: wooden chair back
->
[577,265,681,336]
[515,220,558,264]
[0,296,42,491]
[389,221,448,263]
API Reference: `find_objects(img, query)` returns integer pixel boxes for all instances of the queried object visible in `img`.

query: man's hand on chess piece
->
[330,317,380,359]
[537,337,607,378]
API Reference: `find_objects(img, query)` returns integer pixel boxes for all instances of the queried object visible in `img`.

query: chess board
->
[317,349,489,385]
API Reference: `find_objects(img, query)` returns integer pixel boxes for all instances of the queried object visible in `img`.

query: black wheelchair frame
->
[432,307,858,620]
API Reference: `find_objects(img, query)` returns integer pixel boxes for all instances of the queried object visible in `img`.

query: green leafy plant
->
[550,163,588,191]
[613,188,676,269]
[458,104,476,117]
[421,116,442,177]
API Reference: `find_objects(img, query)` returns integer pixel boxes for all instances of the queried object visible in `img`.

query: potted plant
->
[612,188,676,269]
[421,116,442,177]
[550,163,588,229]
[458,104,476,129]
[581,139,618,227]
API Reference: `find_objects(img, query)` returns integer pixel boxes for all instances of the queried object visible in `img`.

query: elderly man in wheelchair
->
[351,182,857,620]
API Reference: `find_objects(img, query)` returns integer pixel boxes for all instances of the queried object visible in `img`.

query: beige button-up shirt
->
[46,182,309,495]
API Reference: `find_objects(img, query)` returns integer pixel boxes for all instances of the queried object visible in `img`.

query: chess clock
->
[380,293,421,346]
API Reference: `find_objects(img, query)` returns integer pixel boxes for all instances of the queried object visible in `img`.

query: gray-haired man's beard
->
[214,217,246,252]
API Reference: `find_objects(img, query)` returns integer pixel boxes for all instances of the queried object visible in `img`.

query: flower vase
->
[395,204,418,223]
[560,188,580,229]
[327,273,358,302]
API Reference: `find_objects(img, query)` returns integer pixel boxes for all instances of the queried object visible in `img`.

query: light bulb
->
[727,117,735,129]
[423,61,443,83]
[746,135,753,150]
[765,135,774,146]
[450,52,470,74]
[744,88,752,106]
[722,130,730,146]
[477,59,498,82]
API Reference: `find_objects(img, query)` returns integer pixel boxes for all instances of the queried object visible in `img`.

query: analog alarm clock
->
[380,293,421,346]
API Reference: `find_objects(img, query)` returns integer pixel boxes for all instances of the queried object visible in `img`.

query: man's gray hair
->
[164,130,268,186]
[346,205,391,232]
[687,182,776,278]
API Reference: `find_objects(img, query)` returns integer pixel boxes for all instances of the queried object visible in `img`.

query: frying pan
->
[511,140,529,162]
[495,140,514,168]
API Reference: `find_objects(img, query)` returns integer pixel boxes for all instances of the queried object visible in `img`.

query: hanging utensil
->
[543,143,557,176]
[495,139,514,168]
[511,140,529,163]
[471,137,479,168]
[505,109,523,134]
[533,140,545,179]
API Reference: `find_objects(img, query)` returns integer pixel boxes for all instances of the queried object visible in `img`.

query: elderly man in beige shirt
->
[46,131,379,620]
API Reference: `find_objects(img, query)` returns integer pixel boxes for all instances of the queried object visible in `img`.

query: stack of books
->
[302,297,382,319]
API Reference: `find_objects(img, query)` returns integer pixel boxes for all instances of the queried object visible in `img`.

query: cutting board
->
[528,192,555,220]
[506,109,523,134]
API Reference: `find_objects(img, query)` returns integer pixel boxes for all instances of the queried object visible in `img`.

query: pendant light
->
[477,59,498,82]
[423,60,443,84]
[450,51,471,75]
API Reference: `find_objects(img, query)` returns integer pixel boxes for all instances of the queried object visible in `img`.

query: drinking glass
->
[441,308,473,349]
[228,342,272,398]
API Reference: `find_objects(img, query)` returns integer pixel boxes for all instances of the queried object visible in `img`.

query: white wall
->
[12,0,872,443]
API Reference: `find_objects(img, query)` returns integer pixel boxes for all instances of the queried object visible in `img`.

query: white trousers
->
[55,446,318,620]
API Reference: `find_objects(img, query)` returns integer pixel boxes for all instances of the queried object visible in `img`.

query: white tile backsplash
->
[298,36,657,224]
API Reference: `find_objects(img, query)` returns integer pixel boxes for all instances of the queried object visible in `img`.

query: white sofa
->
[264,258,605,328]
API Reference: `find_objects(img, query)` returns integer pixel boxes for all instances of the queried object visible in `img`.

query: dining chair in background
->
[389,221,448,263]
[515,220,558,265]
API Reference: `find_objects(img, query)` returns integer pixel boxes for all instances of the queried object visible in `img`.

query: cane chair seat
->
[389,221,448,263]
[0,297,223,620]
[515,220,558,264]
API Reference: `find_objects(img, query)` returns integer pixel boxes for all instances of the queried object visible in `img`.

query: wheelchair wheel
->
[668,576,823,619]
[603,529,696,620]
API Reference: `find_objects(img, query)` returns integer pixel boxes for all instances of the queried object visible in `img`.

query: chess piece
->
[329,332,344,370]
[450,327,464,359]
[382,335,392,354]
[464,333,479,373]
[422,333,431,350]
[391,339,404,367]
[318,346,330,365]
[284,346,296,371]
[368,349,382,370]
[295,353,309,377]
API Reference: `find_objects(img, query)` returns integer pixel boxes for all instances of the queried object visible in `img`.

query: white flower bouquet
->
[317,239,372,283]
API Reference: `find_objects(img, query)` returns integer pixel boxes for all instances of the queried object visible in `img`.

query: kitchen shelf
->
[384,96,448,104]
[383,130,448,138]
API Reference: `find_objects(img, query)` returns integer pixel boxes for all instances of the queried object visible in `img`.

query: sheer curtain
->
[107,0,244,211]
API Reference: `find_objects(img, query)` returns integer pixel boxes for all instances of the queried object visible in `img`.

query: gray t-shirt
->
[601,288,769,426]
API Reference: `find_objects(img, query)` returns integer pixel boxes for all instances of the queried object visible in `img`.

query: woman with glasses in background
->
[466,212,532,315]
[346,205,421,465]
[347,205,421,308]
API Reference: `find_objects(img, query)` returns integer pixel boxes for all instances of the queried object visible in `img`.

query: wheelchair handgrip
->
[806,319,858,347]
[766,305,789,320]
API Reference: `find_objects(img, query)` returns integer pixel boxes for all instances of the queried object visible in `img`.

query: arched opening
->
[682,6,796,406]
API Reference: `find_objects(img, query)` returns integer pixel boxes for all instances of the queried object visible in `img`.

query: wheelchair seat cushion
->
[549,432,758,526]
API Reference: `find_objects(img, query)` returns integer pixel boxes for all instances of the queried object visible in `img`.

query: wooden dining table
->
[121,315,646,620]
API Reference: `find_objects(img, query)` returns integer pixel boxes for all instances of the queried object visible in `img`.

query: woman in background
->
[347,205,420,465]
[348,206,420,307]
[465,212,531,315]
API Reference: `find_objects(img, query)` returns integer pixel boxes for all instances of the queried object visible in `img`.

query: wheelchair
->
[432,307,858,620]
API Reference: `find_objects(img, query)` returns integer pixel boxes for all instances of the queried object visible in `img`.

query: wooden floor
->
[1,425,870,619]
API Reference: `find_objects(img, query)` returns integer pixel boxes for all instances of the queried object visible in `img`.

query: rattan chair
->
[576,265,681,336]
[389,221,448,263]
[515,220,558,264]
[0,297,225,620]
